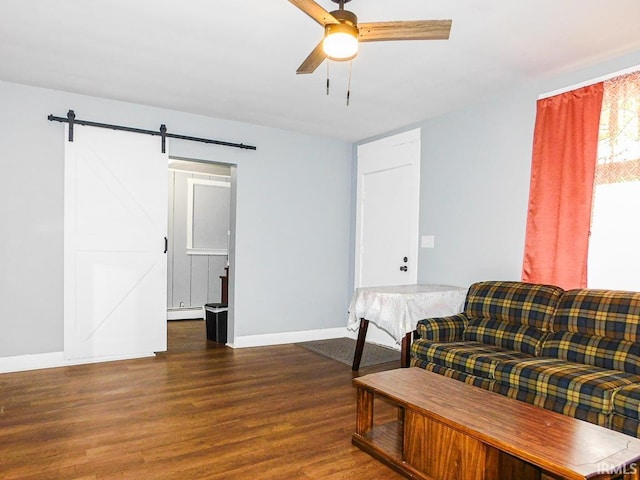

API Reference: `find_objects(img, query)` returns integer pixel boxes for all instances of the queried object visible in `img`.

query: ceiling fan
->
[289,0,452,74]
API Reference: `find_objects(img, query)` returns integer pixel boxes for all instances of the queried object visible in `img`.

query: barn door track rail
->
[48,110,257,153]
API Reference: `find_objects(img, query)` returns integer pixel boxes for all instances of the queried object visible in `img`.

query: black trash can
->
[204,303,228,343]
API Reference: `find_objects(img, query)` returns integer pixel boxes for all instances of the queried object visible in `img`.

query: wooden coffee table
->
[352,368,640,480]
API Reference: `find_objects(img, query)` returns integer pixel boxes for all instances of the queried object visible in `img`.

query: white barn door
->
[64,126,168,361]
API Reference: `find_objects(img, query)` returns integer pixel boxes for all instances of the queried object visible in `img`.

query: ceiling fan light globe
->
[323,24,358,61]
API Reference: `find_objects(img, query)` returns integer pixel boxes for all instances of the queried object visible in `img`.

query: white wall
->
[414,50,640,288]
[0,80,352,358]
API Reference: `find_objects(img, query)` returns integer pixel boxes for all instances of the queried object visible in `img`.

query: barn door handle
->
[164,237,168,254]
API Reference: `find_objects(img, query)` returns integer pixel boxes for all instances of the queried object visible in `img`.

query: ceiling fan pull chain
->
[347,60,353,106]
[326,60,330,95]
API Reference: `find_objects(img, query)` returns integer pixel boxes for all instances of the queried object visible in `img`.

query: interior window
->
[588,72,640,290]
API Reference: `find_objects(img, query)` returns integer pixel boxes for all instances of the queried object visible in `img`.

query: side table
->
[347,284,467,371]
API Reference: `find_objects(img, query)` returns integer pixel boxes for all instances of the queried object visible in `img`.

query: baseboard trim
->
[0,351,155,375]
[167,308,204,320]
[230,327,347,349]
[1,326,355,372]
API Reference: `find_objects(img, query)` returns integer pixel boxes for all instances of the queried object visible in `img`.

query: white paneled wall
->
[167,169,229,309]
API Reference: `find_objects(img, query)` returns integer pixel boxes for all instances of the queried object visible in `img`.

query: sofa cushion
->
[494,358,640,414]
[465,281,564,330]
[611,414,640,438]
[613,385,640,420]
[551,289,640,341]
[541,332,640,375]
[410,358,494,390]
[463,318,547,355]
[548,289,640,375]
[411,340,532,379]
[493,384,610,428]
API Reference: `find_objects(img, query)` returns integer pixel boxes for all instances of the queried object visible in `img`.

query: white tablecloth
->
[347,284,468,343]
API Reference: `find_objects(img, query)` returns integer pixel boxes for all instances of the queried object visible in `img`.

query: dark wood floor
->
[0,321,403,479]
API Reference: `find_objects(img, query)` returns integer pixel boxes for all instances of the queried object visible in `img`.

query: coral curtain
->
[522,83,604,289]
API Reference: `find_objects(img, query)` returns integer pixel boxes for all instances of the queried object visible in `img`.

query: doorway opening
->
[166,158,236,342]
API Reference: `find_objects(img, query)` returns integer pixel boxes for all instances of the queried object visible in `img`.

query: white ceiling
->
[1,1,640,142]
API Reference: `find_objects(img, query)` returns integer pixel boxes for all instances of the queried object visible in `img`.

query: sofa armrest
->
[416,313,469,342]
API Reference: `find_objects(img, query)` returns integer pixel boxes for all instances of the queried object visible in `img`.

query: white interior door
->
[355,128,421,289]
[64,125,168,360]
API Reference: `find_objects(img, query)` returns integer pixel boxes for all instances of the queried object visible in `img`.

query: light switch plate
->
[421,235,435,248]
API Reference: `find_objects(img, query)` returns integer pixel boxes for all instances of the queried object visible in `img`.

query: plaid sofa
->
[410,281,640,437]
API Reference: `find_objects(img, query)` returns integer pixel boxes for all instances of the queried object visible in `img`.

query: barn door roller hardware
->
[48,110,257,153]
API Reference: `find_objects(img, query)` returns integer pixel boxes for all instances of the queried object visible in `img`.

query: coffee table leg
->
[355,386,374,436]
[627,470,640,479]
[352,318,369,371]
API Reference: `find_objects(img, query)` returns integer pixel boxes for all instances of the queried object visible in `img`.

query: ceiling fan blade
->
[359,20,452,42]
[296,40,327,74]
[289,0,339,26]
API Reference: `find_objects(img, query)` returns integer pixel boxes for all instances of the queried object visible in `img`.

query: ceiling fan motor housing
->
[330,9,357,28]
[324,10,359,61]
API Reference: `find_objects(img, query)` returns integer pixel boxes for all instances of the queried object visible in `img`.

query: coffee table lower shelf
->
[353,419,428,480]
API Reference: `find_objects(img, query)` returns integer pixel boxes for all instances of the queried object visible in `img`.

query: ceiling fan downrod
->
[331,0,351,9]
